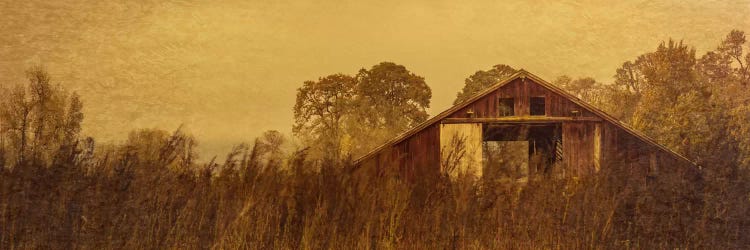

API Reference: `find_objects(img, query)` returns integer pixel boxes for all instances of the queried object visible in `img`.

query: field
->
[1,131,748,249]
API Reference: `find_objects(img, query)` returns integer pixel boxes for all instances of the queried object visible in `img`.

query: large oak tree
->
[348,62,431,157]
[293,62,432,161]
[293,74,356,161]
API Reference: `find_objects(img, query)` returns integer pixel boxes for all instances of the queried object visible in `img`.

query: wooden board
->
[440,123,483,178]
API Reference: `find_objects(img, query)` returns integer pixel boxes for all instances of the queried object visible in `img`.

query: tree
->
[709,30,750,167]
[253,130,286,167]
[554,76,607,105]
[28,68,54,152]
[293,62,431,160]
[718,30,750,85]
[602,36,750,166]
[293,74,356,161]
[454,64,516,105]
[0,67,83,166]
[625,40,720,163]
[64,93,83,145]
[552,75,632,120]
[350,62,431,156]
[0,84,34,164]
[614,61,645,96]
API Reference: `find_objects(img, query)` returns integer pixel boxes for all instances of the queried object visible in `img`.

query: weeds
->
[1,128,748,249]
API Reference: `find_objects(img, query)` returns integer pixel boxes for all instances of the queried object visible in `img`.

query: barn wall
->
[449,78,597,119]
[597,122,696,177]
[562,121,597,176]
[356,124,442,182]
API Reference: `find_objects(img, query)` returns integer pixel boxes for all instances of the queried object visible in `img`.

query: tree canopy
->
[293,74,356,161]
[454,64,516,105]
[293,62,431,162]
[554,31,750,168]
[0,67,83,165]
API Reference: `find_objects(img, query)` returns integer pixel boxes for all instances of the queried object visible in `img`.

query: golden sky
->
[1,0,748,159]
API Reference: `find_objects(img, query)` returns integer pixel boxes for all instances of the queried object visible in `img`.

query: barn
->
[352,69,698,182]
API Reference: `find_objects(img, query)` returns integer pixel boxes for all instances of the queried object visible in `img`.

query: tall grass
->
[1,130,748,249]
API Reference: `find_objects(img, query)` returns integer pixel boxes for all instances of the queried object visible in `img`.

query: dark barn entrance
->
[482,123,563,182]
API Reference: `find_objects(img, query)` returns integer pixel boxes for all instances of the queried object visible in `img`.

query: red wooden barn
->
[352,69,698,182]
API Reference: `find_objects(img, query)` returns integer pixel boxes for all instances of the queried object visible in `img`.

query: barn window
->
[498,98,514,116]
[530,97,545,116]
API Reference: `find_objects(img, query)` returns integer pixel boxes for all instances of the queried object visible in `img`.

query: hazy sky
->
[1,0,748,159]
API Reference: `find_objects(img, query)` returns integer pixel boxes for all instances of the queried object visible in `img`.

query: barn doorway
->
[482,124,562,182]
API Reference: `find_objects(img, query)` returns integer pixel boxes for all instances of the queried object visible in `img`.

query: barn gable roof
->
[352,69,697,166]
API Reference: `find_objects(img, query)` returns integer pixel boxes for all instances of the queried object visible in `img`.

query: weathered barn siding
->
[359,124,442,182]
[353,71,697,181]
[450,78,597,119]
[563,122,596,176]
[596,121,700,179]
[396,124,441,181]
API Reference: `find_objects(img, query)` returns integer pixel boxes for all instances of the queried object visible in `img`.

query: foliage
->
[293,62,431,161]
[349,62,431,156]
[293,74,356,161]
[454,64,516,105]
[552,75,613,111]
[554,31,750,168]
[618,34,748,167]
[0,67,83,166]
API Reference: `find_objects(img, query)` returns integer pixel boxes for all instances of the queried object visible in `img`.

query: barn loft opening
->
[530,96,546,116]
[482,124,562,182]
[498,97,514,116]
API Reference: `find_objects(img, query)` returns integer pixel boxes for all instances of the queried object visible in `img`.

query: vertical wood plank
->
[594,122,601,173]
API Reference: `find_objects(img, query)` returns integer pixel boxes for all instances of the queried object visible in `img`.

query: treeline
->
[0,31,749,248]
[296,31,750,170]
[554,31,750,169]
